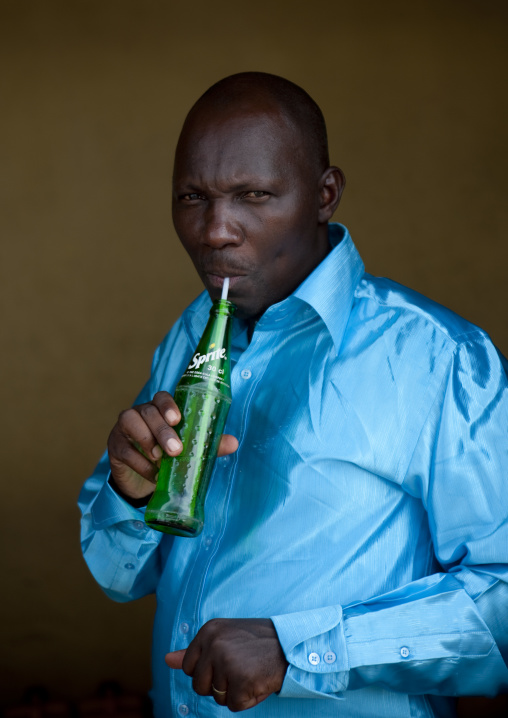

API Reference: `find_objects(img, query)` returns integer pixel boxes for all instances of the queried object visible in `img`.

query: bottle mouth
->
[212,298,236,313]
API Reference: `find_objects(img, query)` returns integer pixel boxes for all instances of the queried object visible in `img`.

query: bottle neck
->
[210,299,236,319]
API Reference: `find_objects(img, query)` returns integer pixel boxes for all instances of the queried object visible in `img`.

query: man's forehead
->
[175,105,301,169]
[183,100,297,142]
[174,130,296,190]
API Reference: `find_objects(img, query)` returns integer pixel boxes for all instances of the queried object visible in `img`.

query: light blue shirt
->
[79,224,508,718]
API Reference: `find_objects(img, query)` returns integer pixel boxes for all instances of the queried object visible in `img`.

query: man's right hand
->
[107,390,238,501]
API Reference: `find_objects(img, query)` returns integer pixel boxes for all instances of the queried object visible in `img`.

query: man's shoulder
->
[354,273,488,349]
[345,273,508,392]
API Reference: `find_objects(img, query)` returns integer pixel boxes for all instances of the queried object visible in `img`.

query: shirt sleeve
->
[272,333,508,700]
[78,373,167,602]
[78,311,199,602]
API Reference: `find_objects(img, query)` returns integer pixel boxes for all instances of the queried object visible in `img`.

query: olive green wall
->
[1,0,507,706]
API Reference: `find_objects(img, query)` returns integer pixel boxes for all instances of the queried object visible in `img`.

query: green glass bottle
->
[144,298,235,537]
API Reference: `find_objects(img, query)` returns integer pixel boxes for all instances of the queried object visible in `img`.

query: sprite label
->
[181,344,230,388]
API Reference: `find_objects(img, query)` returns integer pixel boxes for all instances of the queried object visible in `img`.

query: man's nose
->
[203,200,243,249]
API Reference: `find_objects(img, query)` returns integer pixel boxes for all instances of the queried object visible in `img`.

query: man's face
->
[172,106,329,320]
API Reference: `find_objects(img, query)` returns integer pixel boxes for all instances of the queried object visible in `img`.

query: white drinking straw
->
[221,277,230,300]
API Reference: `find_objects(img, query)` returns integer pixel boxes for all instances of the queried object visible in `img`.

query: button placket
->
[173,342,270,710]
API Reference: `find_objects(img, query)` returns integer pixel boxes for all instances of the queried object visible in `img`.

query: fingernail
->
[167,438,181,453]
[166,409,179,424]
[152,445,162,460]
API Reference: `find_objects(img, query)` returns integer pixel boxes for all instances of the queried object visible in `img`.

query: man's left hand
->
[165,618,288,712]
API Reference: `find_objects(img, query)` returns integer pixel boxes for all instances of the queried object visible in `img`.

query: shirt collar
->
[293,223,365,353]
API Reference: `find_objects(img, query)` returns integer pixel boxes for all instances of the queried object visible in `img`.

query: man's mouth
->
[205,273,246,290]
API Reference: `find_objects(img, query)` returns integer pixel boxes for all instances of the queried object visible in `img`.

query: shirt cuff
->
[108,474,152,508]
[91,472,148,530]
[271,605,349,699]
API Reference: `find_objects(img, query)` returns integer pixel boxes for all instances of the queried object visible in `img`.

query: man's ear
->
[318,166,346,223]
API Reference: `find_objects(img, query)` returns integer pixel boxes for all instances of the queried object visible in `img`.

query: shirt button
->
[324,651,336,664]
[180,622,190,634]
[400,646,410,658]
[124,563,135,570]
[240,369,252,379]
[177,705,189,716]
[204,535,213,547]
[308,652,320,665]
[133,521,145,531]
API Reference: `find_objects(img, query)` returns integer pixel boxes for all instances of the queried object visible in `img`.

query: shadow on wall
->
[3,682,153,718]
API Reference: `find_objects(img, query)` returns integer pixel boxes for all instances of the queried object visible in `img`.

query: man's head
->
[172,72,345,320]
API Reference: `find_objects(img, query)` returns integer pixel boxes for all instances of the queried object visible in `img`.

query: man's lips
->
[205,273,246,290]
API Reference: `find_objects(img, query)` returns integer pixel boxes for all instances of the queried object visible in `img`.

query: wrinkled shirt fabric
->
[79,224,508,718]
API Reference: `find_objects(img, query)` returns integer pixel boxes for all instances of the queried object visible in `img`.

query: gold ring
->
[212,684,227,696]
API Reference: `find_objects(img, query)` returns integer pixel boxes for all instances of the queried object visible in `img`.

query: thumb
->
[165,649,187,669]
[218,433,238,457]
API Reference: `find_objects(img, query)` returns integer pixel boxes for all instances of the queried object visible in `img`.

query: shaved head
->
[180,72,330,178]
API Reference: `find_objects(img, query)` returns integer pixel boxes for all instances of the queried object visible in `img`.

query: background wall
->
[1,0,507,709]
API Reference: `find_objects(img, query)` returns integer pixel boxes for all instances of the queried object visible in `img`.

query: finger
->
[108,423,158,483]
[226,681,272,713]
[233,693,271,711]
[135,402,183,457]
[180,623,221,698]
[211,686,228,706]
[191,657,213,697]
[165,649,186,669]
[217,434,239,457]
[115,408,162,462]
[109,444,157,484]
[151,391,182,425]
[210,670,228,706]
[181,636,202,677]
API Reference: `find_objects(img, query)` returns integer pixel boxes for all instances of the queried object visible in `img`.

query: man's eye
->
[243,191,269,199]
[181,193,205,201]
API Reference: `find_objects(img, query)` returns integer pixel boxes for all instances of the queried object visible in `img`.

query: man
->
[79,72,508,717]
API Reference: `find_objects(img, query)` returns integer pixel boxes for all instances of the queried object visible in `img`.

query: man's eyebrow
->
[229,181,271,192]
[174,178,280,194]
[227,174,287,191]
[172,181,202,193]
